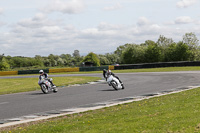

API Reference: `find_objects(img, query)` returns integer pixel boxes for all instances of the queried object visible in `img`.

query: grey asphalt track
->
[1,71,200,120]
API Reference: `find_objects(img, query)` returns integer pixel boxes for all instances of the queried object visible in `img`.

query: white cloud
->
[137,17,151,26]
[163,21,175,25]
[16,13,60,29]
[1,0,200,56]
[0,8,3,14]
[175,16,193,24]
[194,20,200,25]
[1,17,200,56]
[42,0,85,14]
[103,3,122,11]
[176,0,197,8]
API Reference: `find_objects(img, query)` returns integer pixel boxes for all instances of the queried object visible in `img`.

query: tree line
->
[0,32,199,71]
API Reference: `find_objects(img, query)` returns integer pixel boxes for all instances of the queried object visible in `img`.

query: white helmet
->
[39,70,44,74]
[107,70,111,74]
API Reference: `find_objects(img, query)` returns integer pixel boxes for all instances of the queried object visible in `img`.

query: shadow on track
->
[28,92,46,95]
[99,89,117,91]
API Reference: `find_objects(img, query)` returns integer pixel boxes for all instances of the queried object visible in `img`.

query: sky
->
[0,0,199,57]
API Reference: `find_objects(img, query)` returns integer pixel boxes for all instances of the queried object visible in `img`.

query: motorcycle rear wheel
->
[53,88,58,93]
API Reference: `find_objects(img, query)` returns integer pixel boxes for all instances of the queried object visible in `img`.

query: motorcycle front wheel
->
[111,81,118,90]
[41,84,48,94]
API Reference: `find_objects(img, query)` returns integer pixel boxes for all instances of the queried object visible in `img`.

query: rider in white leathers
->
[38,70,56,88]
[103,69,123,84]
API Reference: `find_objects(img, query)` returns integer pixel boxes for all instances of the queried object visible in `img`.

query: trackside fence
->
[1,61,200,76]
[0,66,114,76]
[114,61,200,70]
[18,69,49,75]
[79,66,109,72]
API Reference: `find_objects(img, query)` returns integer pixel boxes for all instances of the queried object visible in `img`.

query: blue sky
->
[0,0,199,57]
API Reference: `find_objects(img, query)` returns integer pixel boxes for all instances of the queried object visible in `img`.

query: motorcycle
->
[106,75,124,90]
[39,78,57,94]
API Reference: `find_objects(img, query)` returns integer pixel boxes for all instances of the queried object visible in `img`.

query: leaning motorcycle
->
[106,75,124,90]
[40,78,57,94]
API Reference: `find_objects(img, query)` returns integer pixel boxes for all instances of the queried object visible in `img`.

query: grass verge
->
[0,76,101,95]
[44,66,200,74]
[112,66,200,73]
[2,88,200,133]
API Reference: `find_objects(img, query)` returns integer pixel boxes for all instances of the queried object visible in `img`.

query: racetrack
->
[1,71,200,121]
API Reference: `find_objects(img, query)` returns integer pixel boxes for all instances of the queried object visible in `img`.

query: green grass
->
[50,66,200,74]
[0,76,101,95]
[112,66,200,73]
[2,88,200,133]
[1,66,200,132]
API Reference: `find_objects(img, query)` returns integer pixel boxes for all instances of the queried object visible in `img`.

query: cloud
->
[194,20,200,25]
[175,16,193,24]
[1,13,200,57]
[42,0,85,14]
[176,0,197,8]
[16,13,61,29]
[137,17,151,26]
[103,3,122,11]
[0,8,3,15]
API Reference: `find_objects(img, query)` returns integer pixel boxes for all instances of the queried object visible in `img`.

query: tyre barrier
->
[0,66,113,76]
[2,61,200,76]
[49,67,79,73]
[18,69,49,75]
[79,66,109,72]
[114,61,200,70]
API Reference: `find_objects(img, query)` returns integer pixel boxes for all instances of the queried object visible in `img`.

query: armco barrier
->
[79,66,109,72]
[18,69,49,75]
[0,71,18,76]
[114,61,200,70]
[49,67,79,73]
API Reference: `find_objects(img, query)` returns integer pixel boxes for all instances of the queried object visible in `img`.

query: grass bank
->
[0,76,101,95]
[2,87,200,132]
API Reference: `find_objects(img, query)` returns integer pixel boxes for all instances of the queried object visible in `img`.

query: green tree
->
[122,44,146,64]
[48,54,57,67]
[114,44,133,63]
[164,42,191,61]
[73,50,80,58]
[98,54,110,65]
[105,53,120,65]
[164,43,177,62]
[0,57,10,71]
[157,35,173,47]
[144,43,162,63]
[175,41,191,61]
[82,52,100,66]
[183,32,199,61]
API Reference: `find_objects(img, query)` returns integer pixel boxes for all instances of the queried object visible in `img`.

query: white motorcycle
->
[106,75,124,90]
[39,78,57,94]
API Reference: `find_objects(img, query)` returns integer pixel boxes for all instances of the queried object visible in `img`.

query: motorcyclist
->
[38,70,56,88]
[103,69,123,84]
